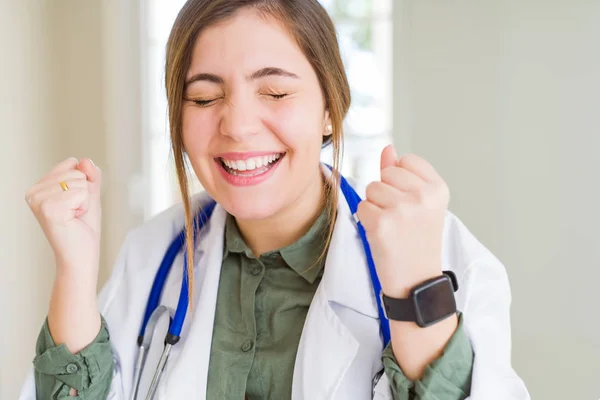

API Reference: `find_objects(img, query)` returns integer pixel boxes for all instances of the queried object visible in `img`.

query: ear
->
[323,110,332,137]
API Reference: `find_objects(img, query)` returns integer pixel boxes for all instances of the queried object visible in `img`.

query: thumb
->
[380,144,398,173]
[77,158,102,193]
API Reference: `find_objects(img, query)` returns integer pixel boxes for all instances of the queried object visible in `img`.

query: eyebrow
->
[249,67,299,80]
[185,67,299,87]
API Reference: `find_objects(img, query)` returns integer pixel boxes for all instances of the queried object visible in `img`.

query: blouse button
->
[241,340,254,352]
[251,266,262,276]
[66,363,79,374]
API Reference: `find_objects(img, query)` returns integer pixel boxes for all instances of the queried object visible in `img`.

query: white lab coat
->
[20,174,530,400]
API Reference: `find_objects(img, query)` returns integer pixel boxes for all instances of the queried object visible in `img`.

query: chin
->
[220,195,284,221]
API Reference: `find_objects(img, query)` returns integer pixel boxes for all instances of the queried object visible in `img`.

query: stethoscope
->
[131,171,391,400]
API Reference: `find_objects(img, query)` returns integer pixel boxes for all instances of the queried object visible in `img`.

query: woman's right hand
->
[25,157,102,277]
[25,157,104,370]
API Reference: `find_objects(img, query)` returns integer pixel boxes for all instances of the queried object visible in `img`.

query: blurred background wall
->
[0,1,144,397]
[1,1,599,399]
[395,2,600,399]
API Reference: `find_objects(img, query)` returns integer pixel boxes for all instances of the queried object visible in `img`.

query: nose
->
[219,94,262,141]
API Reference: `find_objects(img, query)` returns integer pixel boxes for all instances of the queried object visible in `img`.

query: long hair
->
[165,0,351,302]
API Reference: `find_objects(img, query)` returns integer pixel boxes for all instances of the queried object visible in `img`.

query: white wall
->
[0,1,144,398]
[0,2,57,398]
[393,1,600,399]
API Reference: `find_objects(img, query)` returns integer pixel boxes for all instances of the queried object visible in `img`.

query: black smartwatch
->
[380,271,459,328]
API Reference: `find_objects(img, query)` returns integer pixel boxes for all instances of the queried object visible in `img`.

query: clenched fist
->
[25,157,102,275]
[357,145,449,298]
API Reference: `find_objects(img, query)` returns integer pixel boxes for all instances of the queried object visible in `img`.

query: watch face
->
[413,278,456,327]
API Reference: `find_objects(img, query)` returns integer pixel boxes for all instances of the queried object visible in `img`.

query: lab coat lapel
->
[163,202,227,399]
[291,283,360,400]
[292,181,380,400]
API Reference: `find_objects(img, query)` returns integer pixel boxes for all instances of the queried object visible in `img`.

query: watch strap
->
[444,270,459,292]
[380,293,415,321]
[380,271,458,324]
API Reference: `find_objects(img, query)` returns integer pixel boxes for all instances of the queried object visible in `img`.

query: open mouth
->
[218,152,285,177]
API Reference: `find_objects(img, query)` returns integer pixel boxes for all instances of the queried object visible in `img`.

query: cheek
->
[267,101,324,153]
[182,107,215,154]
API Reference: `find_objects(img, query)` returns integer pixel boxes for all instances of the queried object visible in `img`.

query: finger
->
[397,154,440,183]
[77,158,102,195]
[39,178,89,195]
[356,199,384,233]
[64,188,91,220]
[43,169,88,184]
[26,179,89,207]
[380,144,398,175]
[45,157,79,180]
[26,177,89,203]
[32,188,89,224]
[56,188,90,222]
[77,158,101,182]
[381,166,425,193]
[365,181,404,209]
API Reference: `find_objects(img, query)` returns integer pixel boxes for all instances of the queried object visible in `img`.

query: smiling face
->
[182,7,331,221]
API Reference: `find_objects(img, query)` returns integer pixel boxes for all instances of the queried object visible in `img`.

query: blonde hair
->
[165,0,351,302]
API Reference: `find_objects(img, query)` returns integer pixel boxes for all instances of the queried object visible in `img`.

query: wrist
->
[381,270,442,298]
[52,273,99,303]
[54,259,100,296]
[55,254,99,276]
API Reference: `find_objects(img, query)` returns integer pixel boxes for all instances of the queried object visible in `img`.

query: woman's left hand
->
[356,144,450,298]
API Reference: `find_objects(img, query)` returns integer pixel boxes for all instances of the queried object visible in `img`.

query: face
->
[182,8,331,221]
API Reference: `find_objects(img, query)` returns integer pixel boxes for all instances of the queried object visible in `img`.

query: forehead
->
[188,8,310,76]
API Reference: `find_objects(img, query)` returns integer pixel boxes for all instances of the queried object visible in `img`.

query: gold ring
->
[59,181,69,192]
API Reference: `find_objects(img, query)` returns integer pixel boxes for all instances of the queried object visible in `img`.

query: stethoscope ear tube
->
[145,343,173,400]
[165,332,180,346]
[131,306,174,400]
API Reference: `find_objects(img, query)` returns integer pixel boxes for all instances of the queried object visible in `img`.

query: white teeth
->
[221,153,282,171]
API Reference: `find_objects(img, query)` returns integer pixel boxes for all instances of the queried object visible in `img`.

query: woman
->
[20,1,529,399]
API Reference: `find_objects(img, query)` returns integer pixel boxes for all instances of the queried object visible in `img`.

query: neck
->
[235,171,328,257]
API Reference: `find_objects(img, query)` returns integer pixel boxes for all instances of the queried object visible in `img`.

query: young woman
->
[20,1,529,399]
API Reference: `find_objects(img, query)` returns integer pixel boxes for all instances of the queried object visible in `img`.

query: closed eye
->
[189,93,288,106]
[191,98,218,107]
[267,93,289,100]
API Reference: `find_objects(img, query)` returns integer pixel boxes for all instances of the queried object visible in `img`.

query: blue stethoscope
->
[131,172,390,400]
